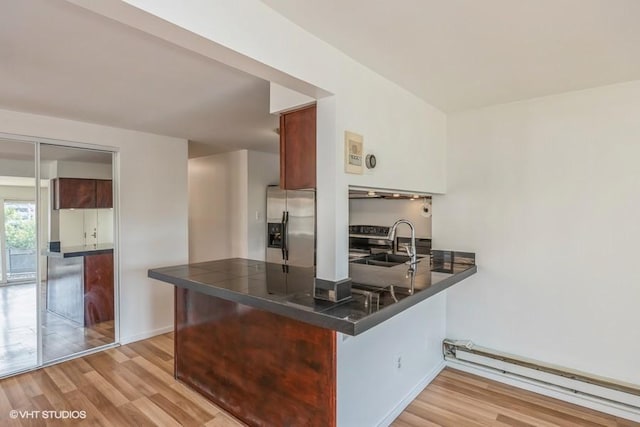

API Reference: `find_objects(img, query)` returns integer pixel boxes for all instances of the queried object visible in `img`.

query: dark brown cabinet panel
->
[280,105,316,189]
[54,178,96,209]
[53,178,113,209]
[175,288,336,427]
[84,253,114,327]
[96,179,113,208]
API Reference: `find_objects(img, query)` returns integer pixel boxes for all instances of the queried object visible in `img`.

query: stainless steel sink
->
[350,282,413,312]
[369,253,413,263]
[350,258,398,267]
[349,253,419,267]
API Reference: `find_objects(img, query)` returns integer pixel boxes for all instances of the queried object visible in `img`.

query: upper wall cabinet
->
[53,178,113,210]
[280,105,316,190]
[96,179,113,209]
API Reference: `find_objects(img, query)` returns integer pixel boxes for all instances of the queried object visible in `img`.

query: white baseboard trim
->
[447,359,640,423]
[120,325,174,345]
[377,361,446,427]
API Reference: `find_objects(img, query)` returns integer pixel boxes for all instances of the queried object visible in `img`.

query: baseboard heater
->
[443,339,640,410]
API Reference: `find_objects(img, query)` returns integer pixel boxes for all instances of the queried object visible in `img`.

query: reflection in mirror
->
[39,144,115,362]
[348,187,432,262]
[0,139,38,376]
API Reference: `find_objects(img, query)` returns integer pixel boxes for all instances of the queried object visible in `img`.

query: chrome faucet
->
[387,219,419,270]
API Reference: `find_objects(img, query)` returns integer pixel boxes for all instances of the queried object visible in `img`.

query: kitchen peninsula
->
[148,252,476,426]
[46,244,114,327]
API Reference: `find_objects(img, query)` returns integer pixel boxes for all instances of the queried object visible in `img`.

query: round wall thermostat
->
[365,154,377,169]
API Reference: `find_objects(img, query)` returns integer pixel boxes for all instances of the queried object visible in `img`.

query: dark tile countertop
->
[44,243,114,258]
[148,251,476,336]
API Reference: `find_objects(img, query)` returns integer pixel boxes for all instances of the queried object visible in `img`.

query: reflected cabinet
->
[53,178,113,209]
[0,138,117,378]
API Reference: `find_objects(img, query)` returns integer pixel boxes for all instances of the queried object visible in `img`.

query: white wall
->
[73,3,449,424]
[349,198,432,239]
[0,108,188,344]
[269,82,315,114]
[188,150,279,263]
[434,80,640,385]
[75,0,447,282]
[55,160,112,180]
[188,150,247,262]
[0,185,38,201]
[337,293,446,426]
[0,159,35,178]
[246,150,279,260]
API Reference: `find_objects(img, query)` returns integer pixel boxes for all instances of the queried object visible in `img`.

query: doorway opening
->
[2,200,37,284]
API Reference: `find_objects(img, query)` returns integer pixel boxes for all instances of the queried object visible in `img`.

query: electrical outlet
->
[396,356,402,370]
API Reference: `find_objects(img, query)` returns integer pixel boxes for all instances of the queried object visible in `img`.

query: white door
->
[84,209,98,246]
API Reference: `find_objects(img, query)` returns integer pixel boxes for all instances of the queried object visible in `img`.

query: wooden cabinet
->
[46,251,114,328]
[54,178,96,209]
[175,288,336,426]
[280,105,316,189]
[84,252,114,327]
[96,179,113,208]
[53,178,112,209]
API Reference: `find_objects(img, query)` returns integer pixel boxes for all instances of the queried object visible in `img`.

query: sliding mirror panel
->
[39,144,115,363]
[0,139,38,377]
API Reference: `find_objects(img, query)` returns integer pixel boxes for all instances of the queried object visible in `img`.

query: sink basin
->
[349,253,421,267]
[350,283,413,312]
[350,258,398,267]
[369,253,412,263]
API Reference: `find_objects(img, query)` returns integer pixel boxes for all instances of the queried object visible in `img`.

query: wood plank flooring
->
[0,332,244,427]
[392,368,639,427]
[0,332,637,426]
[0,283,114,376]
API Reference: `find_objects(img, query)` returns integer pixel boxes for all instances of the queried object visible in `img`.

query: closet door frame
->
[0,132,120,378]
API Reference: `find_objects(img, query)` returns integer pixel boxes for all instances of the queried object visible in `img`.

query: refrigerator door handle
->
[281,211,289,261]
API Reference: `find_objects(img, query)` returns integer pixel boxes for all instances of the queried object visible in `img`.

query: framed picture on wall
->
[344,131,364,174]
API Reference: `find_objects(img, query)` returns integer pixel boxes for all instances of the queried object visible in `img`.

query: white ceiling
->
[261,0,640,112]
[0,139,111,163]
[0,0,278,158]
[40,144,113,164]
[0,139,35,162]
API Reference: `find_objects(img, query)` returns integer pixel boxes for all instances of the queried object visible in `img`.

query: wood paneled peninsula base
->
[175,287,336,427]
[46,245,114,327]
[149,257,477,426]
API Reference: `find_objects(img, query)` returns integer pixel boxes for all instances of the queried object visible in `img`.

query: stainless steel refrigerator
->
[266,185,315,269]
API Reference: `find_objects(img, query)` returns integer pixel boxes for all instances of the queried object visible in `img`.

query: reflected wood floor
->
[0,332,243,427]
[0,332,637,426]
[0,283,114,376]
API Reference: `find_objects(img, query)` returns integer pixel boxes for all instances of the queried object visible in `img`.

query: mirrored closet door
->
[0,138,117,378]
[39,144,116,363]
[0,139,37,376]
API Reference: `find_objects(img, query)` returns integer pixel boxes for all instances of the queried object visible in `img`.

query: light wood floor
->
[0,283,114,376]
[392,368,639,427]
[0,332,637,427]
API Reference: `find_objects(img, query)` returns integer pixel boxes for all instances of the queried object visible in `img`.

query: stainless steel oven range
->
[348,225,392,260]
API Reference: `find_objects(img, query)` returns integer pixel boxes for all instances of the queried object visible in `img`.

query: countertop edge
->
[148,270,356,334]
[44,247,114,258]
[352,265,477,335]
[148,264,477,336]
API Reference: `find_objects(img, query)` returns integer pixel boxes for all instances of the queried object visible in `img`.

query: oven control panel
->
[348,225,390,236]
